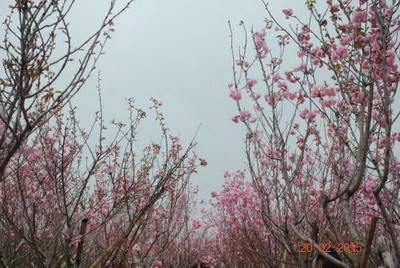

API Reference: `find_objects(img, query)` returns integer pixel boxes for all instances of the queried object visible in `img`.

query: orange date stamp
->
[298,242,362,253]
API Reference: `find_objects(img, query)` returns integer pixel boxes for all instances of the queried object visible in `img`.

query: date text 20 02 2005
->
[298,242,363,253]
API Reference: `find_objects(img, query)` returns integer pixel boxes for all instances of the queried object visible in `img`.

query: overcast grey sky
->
[0,0,304,198]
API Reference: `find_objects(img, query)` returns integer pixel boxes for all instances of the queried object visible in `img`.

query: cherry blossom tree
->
[0,2,208,267]
[0,95,201,267]
[0,0,134,179]
[203,0,400,267]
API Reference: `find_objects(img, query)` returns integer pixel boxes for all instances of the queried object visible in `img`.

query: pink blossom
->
[192,220,201,229]
[229,90,242,101]
[301,25,310,33]
[299,109,309,119]
[232,115,240,123]
[340,35,352,46]
[352,10,368,24]
[299,109,317,121]
[298,92,305,104]
[211,191,218,198]
[285,92,296,100]
[272,73,281,82]
[239,110,251,121]
[332,46,348,61]
[364,177,377,194]
[271,58,282,66]
[324,86,336,97]
[246,79,257,88]
[282,8,293,18]
[277,81,287,91]
[311,86,320,98]
[322,99,336,108]
[297,50,306,58]
[254,32,269,54]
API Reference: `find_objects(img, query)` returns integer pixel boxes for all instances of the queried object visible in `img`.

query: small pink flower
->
[299,109,317,121]
[84,209,96,218]
[229,90,242,101]
[307,111,317,120]
[286,92,296,100]
[232,115,240,123]
[271,58,282,66]
[322,99,335,108]
[311,86,320,98]
[282,8,293,18]
[246,79,257,88]
[332,46,348,61]
[340,35,352,46]
[352,10,368,24]
[325,87,336,97]
[192,220,201,229]
[301,25,310,33]
[239,110,251,121]
[254,32,268,53]
[299,109,309,119]
[277,81,288,91]
[365,177,377,193]
[273,73,281,82]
